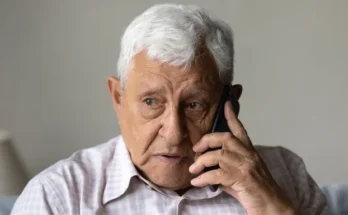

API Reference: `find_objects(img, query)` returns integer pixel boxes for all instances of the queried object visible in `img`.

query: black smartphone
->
[203,84,240,191]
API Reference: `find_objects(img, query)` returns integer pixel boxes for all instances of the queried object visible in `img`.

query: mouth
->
[154,154,187,164]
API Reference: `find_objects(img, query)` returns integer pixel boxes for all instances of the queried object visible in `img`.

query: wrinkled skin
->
[107,49,296,215]
[108,49,227,191]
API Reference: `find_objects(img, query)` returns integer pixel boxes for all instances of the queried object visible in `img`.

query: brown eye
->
[140,97,164,119]
[187,102,205,110]
[143,98,156,106]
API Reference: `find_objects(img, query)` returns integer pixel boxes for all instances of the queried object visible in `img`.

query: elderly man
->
[11,3,327,215]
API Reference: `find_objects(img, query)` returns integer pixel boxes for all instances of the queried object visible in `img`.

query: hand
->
[189,101,297,215]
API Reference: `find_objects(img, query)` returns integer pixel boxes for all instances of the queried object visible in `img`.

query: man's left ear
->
[232,84,243,100]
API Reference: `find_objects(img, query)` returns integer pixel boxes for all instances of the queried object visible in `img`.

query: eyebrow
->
[137,79,216,98]
[183,83,212,95]
[138,85,166,97]
[185,87,209,95]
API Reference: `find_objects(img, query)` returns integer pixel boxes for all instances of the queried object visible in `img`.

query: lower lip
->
[155,155,185,164]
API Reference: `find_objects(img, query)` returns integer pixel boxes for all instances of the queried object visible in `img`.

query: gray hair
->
[117,4,234,87]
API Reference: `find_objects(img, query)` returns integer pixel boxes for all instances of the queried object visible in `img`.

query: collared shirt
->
[11,136,328,215]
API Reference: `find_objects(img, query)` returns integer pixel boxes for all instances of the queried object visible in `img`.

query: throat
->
[135,167,192,196]
[175,188,190,196]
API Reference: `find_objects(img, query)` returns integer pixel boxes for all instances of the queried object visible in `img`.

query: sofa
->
[321,184,348,215]
[0,196,17,215]
[1,184,348,215]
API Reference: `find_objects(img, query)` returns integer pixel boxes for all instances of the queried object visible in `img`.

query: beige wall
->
[1,0,347,185]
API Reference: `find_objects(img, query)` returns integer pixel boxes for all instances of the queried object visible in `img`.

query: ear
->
[232,84,243,100]
[107,76,123,113]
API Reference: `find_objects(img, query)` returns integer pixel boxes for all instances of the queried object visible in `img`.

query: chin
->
[152,174,192,191]
[144,166,193,191]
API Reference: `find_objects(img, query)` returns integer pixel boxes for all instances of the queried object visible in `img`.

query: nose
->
[159,107,188,145]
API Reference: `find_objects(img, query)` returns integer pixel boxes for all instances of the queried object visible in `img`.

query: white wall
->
[0,0,347,185]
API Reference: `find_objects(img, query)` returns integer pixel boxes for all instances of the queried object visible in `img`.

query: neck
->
[176,187,191,196]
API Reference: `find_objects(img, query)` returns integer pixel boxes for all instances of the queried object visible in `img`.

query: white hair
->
[117,4,234,87]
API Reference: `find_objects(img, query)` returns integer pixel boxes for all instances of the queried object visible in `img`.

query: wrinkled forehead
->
[126,49,221,89]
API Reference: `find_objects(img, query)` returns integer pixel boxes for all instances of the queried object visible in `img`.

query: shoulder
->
[20,136,123,203]
[253,145,303,203]
[12,136,124,214]
[254,145,304,167]
[254,145,306,185]
[34,136,121,181]
[254,145,328,213]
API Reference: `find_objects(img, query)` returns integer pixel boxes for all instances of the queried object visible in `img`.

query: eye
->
[143,98,156,106]
[187,102,205,110]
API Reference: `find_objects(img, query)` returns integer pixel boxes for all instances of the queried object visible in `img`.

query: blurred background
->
[0,0,347,186]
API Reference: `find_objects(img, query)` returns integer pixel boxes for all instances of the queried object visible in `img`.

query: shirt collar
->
[102,136,224,204]
[102,136,139,205]
[102,136,173,204]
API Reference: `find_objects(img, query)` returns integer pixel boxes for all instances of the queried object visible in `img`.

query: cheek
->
[120,101,161,164]
[186,120,208,145]
[187,108,215,144]
[138,103,165,119]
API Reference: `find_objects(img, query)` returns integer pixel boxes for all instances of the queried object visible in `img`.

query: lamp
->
[0,130,28,196]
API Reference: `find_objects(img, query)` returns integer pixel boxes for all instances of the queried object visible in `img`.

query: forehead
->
[129,49,219,85]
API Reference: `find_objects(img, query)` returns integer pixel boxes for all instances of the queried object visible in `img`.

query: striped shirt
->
[11,135,328,215]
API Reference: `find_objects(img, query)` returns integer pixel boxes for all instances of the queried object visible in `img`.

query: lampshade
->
[0,130,29,196]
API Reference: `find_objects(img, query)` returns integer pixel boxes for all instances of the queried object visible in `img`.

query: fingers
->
[189,149,243,175]
[190,166,239,188]
[191,169,222,187]
[224,101,252,147]
[189,101,255,189]
[193,132,246,154]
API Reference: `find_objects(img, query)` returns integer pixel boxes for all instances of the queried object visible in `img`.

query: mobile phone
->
[203,84,240,191]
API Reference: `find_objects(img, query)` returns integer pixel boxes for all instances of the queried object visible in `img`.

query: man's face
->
[108,50,223,191]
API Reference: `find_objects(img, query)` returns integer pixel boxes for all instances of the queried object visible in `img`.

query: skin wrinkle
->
[109,48,223,192]
[103,4,305,212]
[109,49,298,213]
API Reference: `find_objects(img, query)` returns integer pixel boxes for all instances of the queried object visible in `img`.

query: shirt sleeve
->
[10,177,64,215]
[280,147,329,215]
